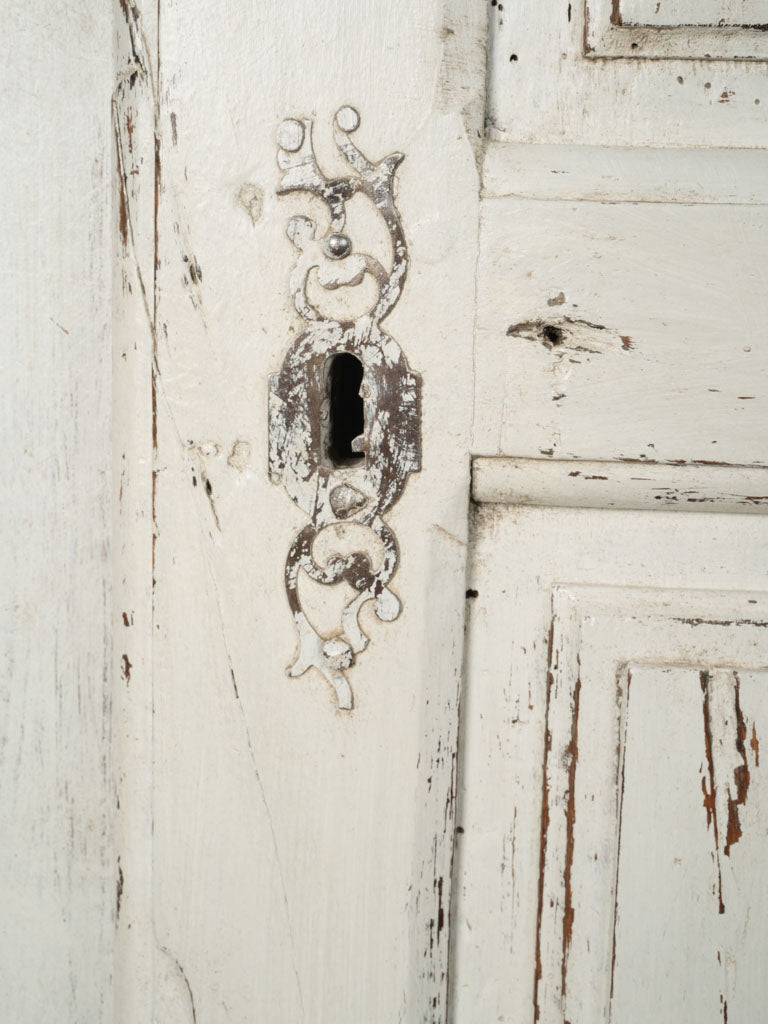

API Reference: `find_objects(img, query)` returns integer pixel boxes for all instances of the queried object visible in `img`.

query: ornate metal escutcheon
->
[269,106,421,710]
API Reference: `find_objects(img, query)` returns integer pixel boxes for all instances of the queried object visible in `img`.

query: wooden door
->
[451,4,768,1023]
[111,3,484,1023]
[4,2,767,1023]
[452,509,768,1023]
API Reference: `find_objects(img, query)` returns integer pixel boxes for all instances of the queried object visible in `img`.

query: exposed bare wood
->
[473,198,768,466]
[142,1,485,1021]
[112,0,158,1020]
[451,509,768,1023]
[486,0,768,146]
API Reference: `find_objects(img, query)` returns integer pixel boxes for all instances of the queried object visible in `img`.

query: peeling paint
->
[269,107,421,709]
[227,440,251,472]
[506,315,632,355]
[561,675,581,998]
[723,673,750,857]
[700,670,726,913]
[236,182,263,225]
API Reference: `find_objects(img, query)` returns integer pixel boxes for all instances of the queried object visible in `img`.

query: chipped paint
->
[525,585,768,1024]
[751,722,760,765]
[506,316,632,355]
[269,107,421,709]
[700,670,726,914]
[724,672,750,857]
[236,182,263,225]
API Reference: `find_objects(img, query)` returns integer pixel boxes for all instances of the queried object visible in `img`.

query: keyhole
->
[327,353,365,466]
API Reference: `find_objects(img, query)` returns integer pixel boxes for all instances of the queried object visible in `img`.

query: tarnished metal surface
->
[269,107,421,709]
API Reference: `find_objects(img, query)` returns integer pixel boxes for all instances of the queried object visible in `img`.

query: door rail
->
[471,456,768,514]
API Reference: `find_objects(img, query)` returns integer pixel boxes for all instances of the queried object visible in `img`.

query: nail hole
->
[543,324,564,346]
[327,353,365,467]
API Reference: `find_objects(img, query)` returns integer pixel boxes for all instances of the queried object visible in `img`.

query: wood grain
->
[139,1,486,1021]
[1,3,114,1019]
[486,0,768,146]
[451,506,768,1024]
[472,198,768,467]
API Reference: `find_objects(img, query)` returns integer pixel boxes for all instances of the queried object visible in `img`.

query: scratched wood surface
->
[112,1,486,1021]
[450,506,768,1024]
[8,1,768,1020]
[472,196,768,467]
[472,457,768,514]
[113,3,158,1021]
[620,0,768,25]
[486,0,768,146]
[1,3,114,1020]
[586,0,768,60]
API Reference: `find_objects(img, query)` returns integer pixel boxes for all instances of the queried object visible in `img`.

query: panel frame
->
[585,0,768,60]
[619,0,768,27]
[536,584,768,1024]
[485,0,768,148]
[449,505,768,1024]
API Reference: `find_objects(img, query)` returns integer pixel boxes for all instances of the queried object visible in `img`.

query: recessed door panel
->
[450,506,768,1024]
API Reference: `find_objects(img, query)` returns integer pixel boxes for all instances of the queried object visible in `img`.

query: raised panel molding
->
[486,2,768,147]
[450,507,768,1023]
[472,457,768,515]
[537,585,768,1024]
[620,0,768,27]
[585,0,768,59]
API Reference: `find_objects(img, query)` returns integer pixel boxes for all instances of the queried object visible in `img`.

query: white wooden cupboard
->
[3,1,767,1022]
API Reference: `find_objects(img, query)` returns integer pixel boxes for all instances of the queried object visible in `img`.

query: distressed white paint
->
[451,508,768,1023]
[472,456,768,513]
[487,1,768,146]
[1,2,114,1020]
[113,3,158,1021]
[455,9,768,1021]
[620,0,768,25]
[611,663,767,1023]
[111,1,487,1021]
[537,587,767,1024]
[6,3,768,1022]
[463,29,768,1012]
[586,0,768,59]
[473,198,768,466]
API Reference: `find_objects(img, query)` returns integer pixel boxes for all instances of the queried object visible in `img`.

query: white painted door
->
[451,4,768,1023]
[111,3,483,1023]
[452,508,768,1023]
[4,3,767,1023]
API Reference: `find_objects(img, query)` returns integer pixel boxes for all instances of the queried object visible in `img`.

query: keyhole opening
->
[327,353,365,466]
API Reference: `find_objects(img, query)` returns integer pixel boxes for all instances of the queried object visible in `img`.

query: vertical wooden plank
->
[484,0,768,145]
[1,3,114,1019]
[145,2,486,1021]
[113,1,159,1021]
